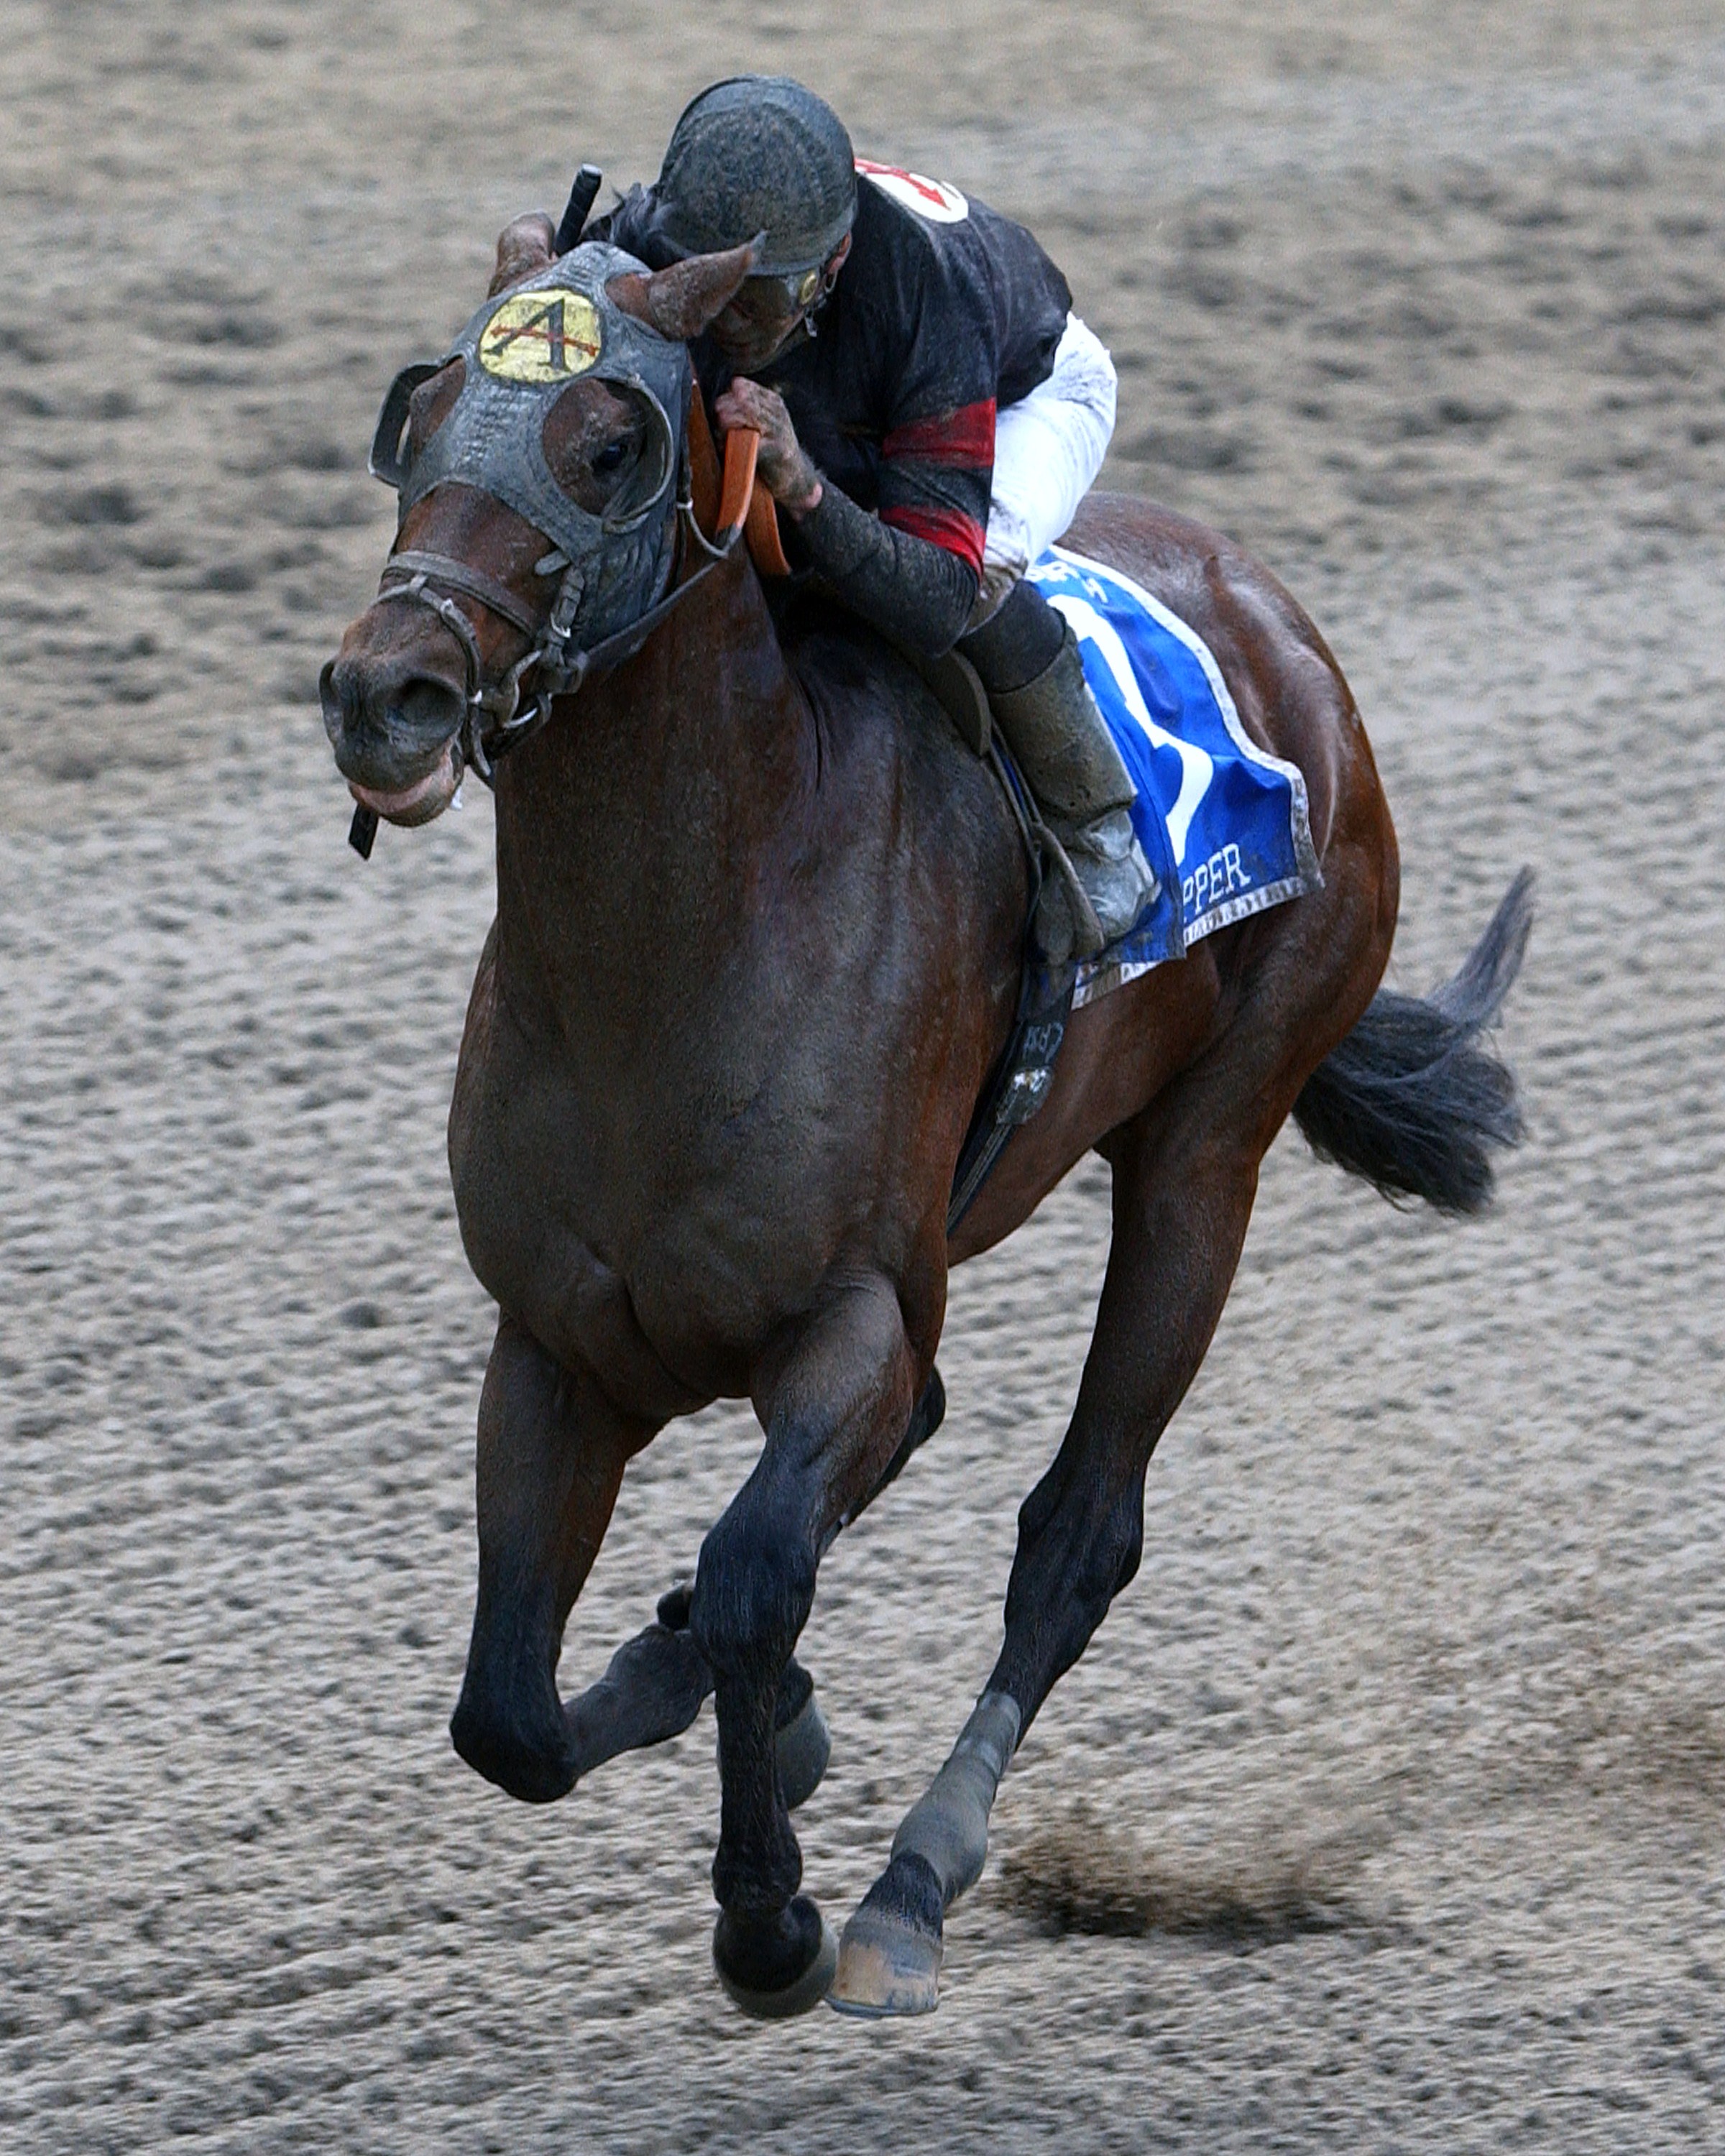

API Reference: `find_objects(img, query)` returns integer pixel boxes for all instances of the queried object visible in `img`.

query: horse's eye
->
[592,441,628,476]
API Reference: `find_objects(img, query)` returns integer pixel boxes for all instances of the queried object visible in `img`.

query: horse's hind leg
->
[449,1316,698,1801]
[831,1074,1285,2016]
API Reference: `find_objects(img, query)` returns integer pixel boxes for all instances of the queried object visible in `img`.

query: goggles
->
[770,264,825,312]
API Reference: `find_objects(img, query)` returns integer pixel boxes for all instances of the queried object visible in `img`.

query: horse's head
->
[321,216,756,827]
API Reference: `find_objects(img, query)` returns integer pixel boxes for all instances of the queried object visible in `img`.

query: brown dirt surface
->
[3,4,1724,2149]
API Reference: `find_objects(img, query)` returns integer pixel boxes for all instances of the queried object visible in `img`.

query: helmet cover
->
[647,75,857,278]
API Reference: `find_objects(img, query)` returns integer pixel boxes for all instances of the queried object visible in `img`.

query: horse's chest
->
[453,990,860,1372]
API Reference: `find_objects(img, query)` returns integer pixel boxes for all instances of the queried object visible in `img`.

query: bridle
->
[359,418,764,827]
[346,244,778,852]
[370,546,562,784]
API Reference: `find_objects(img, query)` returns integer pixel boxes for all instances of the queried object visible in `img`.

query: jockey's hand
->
[713,378,823,516]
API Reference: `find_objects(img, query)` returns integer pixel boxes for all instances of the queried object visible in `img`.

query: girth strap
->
[945,737,1079,1235]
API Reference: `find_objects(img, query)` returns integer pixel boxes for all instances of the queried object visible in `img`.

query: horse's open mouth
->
[347,744,460,827]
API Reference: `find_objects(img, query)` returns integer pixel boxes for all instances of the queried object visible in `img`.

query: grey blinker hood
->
[369,243,694,645]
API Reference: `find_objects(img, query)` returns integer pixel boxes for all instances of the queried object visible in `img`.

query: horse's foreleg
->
[832,1092,1269,2017]
[449,1314,676,1802]
[691,1275,922,2018]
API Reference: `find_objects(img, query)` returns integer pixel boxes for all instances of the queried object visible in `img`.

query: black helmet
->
[644,76,856,280]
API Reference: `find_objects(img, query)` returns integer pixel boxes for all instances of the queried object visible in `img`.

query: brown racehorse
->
[321,217,1530,2020]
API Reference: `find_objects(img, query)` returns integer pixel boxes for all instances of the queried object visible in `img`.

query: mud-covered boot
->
[968,599,1159,962]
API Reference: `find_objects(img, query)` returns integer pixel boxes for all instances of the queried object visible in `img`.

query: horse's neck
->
[491,552,816,1037]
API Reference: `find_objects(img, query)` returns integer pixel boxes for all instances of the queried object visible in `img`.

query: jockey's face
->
[709,235,852,372]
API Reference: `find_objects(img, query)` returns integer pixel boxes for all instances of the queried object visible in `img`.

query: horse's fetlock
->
[712,1825,803,1915]
[449,1668,574,1804]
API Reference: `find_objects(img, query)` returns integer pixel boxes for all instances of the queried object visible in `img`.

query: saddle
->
[686,391,1076,1233]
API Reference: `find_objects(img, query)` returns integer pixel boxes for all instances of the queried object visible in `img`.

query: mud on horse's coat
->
[321,214,1530,2021]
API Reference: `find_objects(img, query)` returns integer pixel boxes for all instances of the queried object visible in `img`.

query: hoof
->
[828,1852,944,2018]
[776,1684,832,1811]
[713,1897,837,2020]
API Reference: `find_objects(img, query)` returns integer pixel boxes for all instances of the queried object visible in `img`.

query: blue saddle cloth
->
[1026,545,1321,1006]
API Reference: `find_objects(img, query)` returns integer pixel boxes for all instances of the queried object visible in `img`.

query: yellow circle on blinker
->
[479,290,603,384]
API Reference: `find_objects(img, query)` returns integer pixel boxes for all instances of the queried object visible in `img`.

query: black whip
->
[553,164,603,256]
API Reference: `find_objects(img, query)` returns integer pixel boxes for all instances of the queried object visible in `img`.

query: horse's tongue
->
[348,746,454,821]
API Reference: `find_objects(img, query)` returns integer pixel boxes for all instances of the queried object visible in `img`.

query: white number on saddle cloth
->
[1049,591,1214,865]
[855,158,969,223]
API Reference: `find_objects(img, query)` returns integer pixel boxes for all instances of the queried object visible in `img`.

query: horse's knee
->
[450,1659,575,1802]
[691,1491,817,1678]
[449,1682,575,1803]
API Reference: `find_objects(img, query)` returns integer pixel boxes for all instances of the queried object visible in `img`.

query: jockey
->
[586,75,1156,959]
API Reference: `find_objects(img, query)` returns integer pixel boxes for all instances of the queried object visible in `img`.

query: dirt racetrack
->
[4,2,1725,2147]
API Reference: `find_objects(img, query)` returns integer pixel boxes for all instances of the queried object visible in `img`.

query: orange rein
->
[688,389,794,576]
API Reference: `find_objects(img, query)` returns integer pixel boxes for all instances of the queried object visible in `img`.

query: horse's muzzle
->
[345,742,461,827]
[320,650,466,819]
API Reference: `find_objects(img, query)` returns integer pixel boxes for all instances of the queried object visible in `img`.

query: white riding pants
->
[975,313,1117,619]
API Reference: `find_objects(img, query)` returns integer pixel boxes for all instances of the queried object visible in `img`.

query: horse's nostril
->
[320,651,462,749]
[319,656,355,742]
[395,674,466,738]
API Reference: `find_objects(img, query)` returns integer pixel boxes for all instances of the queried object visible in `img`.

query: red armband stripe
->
[880,502,988,573]
[881,398,997,469]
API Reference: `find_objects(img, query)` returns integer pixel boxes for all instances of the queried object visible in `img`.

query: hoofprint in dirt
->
[3,3,1724,2150]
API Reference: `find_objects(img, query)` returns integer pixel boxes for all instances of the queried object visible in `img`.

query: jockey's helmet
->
[643,77,857,284]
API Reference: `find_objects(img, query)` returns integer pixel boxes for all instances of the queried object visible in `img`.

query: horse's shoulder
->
[771,603,1022,916]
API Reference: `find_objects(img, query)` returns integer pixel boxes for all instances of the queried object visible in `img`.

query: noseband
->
[371,546,556,781]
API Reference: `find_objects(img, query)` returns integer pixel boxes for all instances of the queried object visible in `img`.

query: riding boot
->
[960,582,1159,962]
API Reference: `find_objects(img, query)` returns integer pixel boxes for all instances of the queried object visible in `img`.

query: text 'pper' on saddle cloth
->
[1026,545,1323,1010]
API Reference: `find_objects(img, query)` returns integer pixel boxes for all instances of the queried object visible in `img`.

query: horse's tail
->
[1292,869,1534,1216]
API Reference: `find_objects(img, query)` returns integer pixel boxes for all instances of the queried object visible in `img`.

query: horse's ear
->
[489,212,556,297]
[604,236,760,341]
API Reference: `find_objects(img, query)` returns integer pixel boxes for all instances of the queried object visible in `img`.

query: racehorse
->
[321,215,1530,2019]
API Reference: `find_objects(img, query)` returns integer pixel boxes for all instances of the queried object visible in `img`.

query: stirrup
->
[1032,808,1157,964]
[1031,826,1108,962]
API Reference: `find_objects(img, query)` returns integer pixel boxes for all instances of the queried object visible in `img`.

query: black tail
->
[1292,870,1534,1216]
